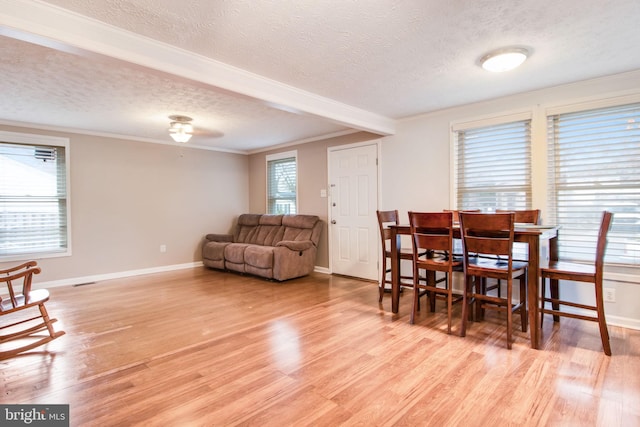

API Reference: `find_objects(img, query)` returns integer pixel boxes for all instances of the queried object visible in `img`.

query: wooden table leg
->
[524,229,558,349]
[527,234,540,349]
[548,231,560,322]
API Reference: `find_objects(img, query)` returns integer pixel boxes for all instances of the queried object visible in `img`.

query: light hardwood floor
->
[1,267,639,426]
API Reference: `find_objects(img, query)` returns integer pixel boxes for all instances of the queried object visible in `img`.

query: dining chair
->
[376,210,416,302]
[540,211,613,355]
[458,212,528,349]
[490,209,541,297]
[1,261,65,359]
[408,211,463,334]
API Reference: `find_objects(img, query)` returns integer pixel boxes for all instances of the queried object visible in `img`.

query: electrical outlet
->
[604,287,616,303]
[160,244,167,253]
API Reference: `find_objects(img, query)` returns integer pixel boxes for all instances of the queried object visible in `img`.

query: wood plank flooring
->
[1,267,639,426]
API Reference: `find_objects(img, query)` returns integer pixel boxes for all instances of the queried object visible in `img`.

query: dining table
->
[388,223,559,350]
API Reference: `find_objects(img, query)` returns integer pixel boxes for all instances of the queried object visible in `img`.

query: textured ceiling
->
[1,0,640,153]
[0,36,348,152]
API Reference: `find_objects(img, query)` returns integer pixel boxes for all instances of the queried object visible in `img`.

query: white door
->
[328,143,379,280]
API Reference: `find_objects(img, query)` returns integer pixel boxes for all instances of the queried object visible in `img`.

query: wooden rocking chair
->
[1,261,65,359]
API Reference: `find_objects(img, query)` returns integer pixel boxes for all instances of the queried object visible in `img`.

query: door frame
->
[327,139,382,278]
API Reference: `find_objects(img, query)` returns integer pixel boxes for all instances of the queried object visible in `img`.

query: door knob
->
[331,220,337,224]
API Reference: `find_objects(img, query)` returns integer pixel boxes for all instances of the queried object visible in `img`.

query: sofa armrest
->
[206,233,234,242]
[275,240,314,252]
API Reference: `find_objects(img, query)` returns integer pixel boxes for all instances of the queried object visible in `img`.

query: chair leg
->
[410,285,420,325]
[468,276,477,322]
[594,281,612,356]
[519,272,527,333]
[38,303,57,338]
[540,277,546,327]
[379,256,387,303]
[506,278,513,350]
[550,278,560,322]
[446,287,453,335]
[429,271,437,312]
[460,275,471,337]
[477,277,486,321]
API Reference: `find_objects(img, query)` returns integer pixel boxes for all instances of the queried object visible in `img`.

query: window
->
[547,102,640,265]
[266,150,297,215]
[453,115,532,211]
[0,132,70,261]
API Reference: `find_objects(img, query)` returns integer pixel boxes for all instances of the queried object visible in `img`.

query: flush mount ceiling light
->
[480,47,529,72]
[168,115,193,143]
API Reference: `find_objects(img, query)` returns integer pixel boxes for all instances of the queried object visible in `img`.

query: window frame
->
[451,111,533,212]
[265,150,298,215]
[546,101,640,266]
[0,131,72,262]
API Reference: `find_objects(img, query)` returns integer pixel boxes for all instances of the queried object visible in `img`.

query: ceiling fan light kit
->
[168,115,194,143]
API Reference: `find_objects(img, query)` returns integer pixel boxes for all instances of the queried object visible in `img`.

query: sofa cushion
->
[203,241,230,261]
[245,245,275,269]
[282,214,318,229]
[250,215,284,246]
[224,243,251,264]
[281,215,321,244]
[259,214,283,226]
[235,214,262,243]
[245,264,272,279]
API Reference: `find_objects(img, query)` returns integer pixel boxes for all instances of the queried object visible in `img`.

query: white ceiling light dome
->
[480,47,530,72]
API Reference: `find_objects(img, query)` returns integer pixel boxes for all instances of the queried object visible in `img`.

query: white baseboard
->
[34,261,204,289]
[314,266,331,275]
[606,314,640,331]
[541,304,640,331]
[36,262,331,289]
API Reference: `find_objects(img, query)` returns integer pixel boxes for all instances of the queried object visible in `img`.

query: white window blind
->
[547,102,640,265]
[266,152,297,215]
[454,119,532,211]
[0,139,69,259]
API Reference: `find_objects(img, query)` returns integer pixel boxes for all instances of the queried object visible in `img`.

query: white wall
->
[379,69,640,329]
[0,125,249,285]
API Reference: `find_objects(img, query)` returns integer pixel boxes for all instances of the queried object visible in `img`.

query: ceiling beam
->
[0,0,396,136]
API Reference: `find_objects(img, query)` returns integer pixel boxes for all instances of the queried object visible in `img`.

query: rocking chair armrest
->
[0,260,38,275]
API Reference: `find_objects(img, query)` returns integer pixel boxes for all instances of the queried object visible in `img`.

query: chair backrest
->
[496,209,541,224]
[376,210,400,251]
[459,212,516,273]
[595,211,614,280]
[408,211,455,259]
[1,261,41,311]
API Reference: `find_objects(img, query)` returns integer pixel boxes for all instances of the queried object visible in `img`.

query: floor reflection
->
[268,319,301,372]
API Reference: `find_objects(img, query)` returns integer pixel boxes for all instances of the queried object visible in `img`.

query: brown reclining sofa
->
[202,213,322,281]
